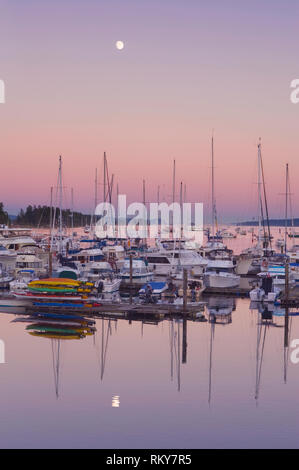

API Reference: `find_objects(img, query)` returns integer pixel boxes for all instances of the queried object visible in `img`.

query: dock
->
[24,299,206,320]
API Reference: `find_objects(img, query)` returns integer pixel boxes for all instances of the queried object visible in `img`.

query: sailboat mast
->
[58,156,63,253]
[50,186,53,237]
[211,136,215,237]
[71,187,74,233]
[257,140,262,249]
[285,163,289,253]
[172,159,176,204]
[103,152,106,203]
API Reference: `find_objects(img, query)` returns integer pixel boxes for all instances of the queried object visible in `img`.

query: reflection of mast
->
[284,306,292,384]
[255,311,267,404]
[169,320,174,381]
[51,339,61,399]
[208,321,215,406]
[98,318,112,381]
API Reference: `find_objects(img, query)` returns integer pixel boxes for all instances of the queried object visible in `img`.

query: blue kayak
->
[32,312,89,321]
[33,302,85,308]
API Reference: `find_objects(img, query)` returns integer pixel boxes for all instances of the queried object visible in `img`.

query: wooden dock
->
[25,299,206,320]
[203,287,250,296]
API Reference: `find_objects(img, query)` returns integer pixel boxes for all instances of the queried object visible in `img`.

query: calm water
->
[0,227,298,449]
[0,297,299,449]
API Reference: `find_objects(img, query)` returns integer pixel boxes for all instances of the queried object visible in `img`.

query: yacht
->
[81,261,121,293]
[203,259,240,288]
[120,258,153,284]
[143,249,208,276]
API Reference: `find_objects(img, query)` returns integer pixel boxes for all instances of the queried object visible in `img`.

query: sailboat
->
[203,136,240,289]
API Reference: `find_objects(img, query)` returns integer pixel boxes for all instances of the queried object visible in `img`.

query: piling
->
[48,252,53,277]
[183,268,188,313]
[284,258,289,347]
[129,254,133,305]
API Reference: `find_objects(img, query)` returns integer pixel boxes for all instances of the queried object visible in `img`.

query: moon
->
[116,40,124,50]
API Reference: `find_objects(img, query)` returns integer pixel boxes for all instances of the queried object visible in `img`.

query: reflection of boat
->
[206,296,235,324]
[26,324,95,335]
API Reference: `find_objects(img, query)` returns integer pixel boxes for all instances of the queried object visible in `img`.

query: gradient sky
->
[0,0,299,222]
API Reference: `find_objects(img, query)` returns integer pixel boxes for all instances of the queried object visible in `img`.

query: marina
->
[1,0,299,452]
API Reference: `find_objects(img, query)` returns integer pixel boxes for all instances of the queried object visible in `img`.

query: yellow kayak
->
[29,278,81,287]
[29,332,84,340]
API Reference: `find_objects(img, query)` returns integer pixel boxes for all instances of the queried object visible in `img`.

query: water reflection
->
[250,301,293,404]
[205,296,235,405]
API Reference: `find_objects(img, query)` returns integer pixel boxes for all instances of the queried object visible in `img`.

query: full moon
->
[116,40,124,50]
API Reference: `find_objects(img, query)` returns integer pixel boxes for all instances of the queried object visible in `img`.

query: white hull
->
[102,279,121,293]
[235,258,254,275]
[121,273,154,284]
[204,273,240,289]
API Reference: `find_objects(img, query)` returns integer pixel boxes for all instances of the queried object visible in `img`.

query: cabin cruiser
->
[0,245,17,273]
[120,258,153,284]
[102,244,125,269]
[203,259,240,289]
[0,264,13,288]
[15,252,47,277]
[81,261,121,293]
[143,249,208,276]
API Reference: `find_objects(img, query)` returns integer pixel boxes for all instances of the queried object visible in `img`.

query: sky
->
[0,0,299,222]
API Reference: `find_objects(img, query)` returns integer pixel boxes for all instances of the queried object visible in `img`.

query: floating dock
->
[25,300,206,320]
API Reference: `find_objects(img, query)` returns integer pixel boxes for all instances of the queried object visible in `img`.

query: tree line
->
[15,205,92,228]
[0,202,9,225]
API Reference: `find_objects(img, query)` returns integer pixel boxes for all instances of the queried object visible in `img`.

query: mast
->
[95,168,98,210]
[71,187,74,234]
[257,139,262,249]
[50,186,53,238]
[180,181,183,240]
[211,135,217,237]
[285,163,289,253]
[58,156,63,254]
[142,179,146,244]
[103,152,106,203]
[172,159,176,204]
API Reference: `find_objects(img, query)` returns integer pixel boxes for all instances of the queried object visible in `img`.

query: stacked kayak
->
[12,278,98,305]
[28,278,94,294]
[13,311,96,340]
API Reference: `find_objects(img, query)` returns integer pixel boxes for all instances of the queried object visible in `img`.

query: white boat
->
[9,269,36,291]
[144,249,208,276]
[203,260,240,288]
[15,253,47,277]
[120,258,153,284]
[102,244,125,269]
[220,230,236,239]
[81,261,121,293]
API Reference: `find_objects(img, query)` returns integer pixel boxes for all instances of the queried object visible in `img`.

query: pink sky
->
[0,0,299,221]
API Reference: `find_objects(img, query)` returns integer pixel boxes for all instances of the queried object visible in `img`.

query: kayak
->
[26,325,93,334]
[29,278,81,287]
[29,278,94,287]
[29,332,84,340]
[13,318,94,327]
[31,312,95,322]
[28,286,78,294]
